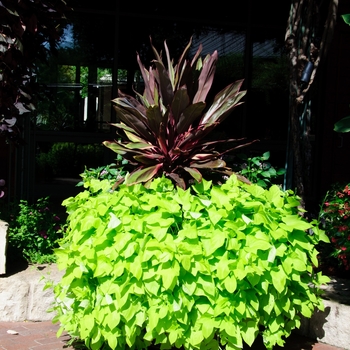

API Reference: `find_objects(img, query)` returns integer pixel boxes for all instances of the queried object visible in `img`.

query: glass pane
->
[250,38,289,141]
[34,140,110,200]
[36,142,105,179]
[34,12,115,132]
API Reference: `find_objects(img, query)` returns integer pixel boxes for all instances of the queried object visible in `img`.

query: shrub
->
[233,151,285,188]
[36,142,105,178]
[77,156,129,189]
[53,175,329,350]
[5,197,64,264]
[318,182,350,275]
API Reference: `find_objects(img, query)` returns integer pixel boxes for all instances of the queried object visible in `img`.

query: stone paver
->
[0,320,347,350]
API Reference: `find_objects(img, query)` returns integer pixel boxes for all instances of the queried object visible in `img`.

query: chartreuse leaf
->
[224,275,237,293]
[241,320,258,347]
[270,266,287,294]
[201,231,226,256]
[282,215,312,231]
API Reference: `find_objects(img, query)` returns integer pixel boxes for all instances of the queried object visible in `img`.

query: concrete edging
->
[0,264,64,322]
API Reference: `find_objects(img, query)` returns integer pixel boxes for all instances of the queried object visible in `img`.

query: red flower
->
[340,246,347,251]
[331,237,338,243]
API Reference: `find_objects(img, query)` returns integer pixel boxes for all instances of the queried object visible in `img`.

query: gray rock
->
[0,264,64,321]
[298,299,350,350]
[0,220,8,274]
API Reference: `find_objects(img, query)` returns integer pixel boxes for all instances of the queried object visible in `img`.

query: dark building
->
[1,0,349,213]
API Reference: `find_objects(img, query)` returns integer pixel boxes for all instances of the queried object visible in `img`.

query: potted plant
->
[52,38,330,350]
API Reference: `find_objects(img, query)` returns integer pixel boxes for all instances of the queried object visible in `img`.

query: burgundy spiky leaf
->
[104,37,257,189]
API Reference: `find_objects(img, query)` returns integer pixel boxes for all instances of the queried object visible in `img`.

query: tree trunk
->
[285,0,338,210]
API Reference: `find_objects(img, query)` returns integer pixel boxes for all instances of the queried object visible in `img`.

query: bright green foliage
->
[103,38,257,189]
[53,175,329,350]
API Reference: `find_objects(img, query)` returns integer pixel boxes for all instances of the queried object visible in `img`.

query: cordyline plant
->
[103,37,257,189]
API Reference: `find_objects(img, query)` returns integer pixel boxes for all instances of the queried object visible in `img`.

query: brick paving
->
[0,320,346,350]
[0,321,74,350]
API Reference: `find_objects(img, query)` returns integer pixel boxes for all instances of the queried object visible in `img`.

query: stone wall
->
[0,220,8,275]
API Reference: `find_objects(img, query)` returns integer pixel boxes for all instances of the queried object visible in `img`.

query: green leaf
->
[106,333,118,349]
[224,275,237,293]
[189,330,204,346]
[342,13,350,25]
[105,311,120,329]
[241,320,258,347]
[301,303,313,318]
[334,115,350,133]
[129,257,143,280]
[161,263,179,291]
[144,280,160,295]
[281,215,312,231]
[289,230,313,250]
[245,236,271,253]
[216,256,230,280]
[270,266,287,294]
[292,258,307,272]
[80,314,95,335]
[262,151,270,160]
[108,213,121,230]
[202,319,215,339]
[267,246,277,263]
[202,232,226,256]
[182,275,197,295]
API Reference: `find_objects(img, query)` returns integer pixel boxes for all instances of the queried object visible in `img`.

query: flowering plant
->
[6,197,64,264]
[318,183,350,275]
